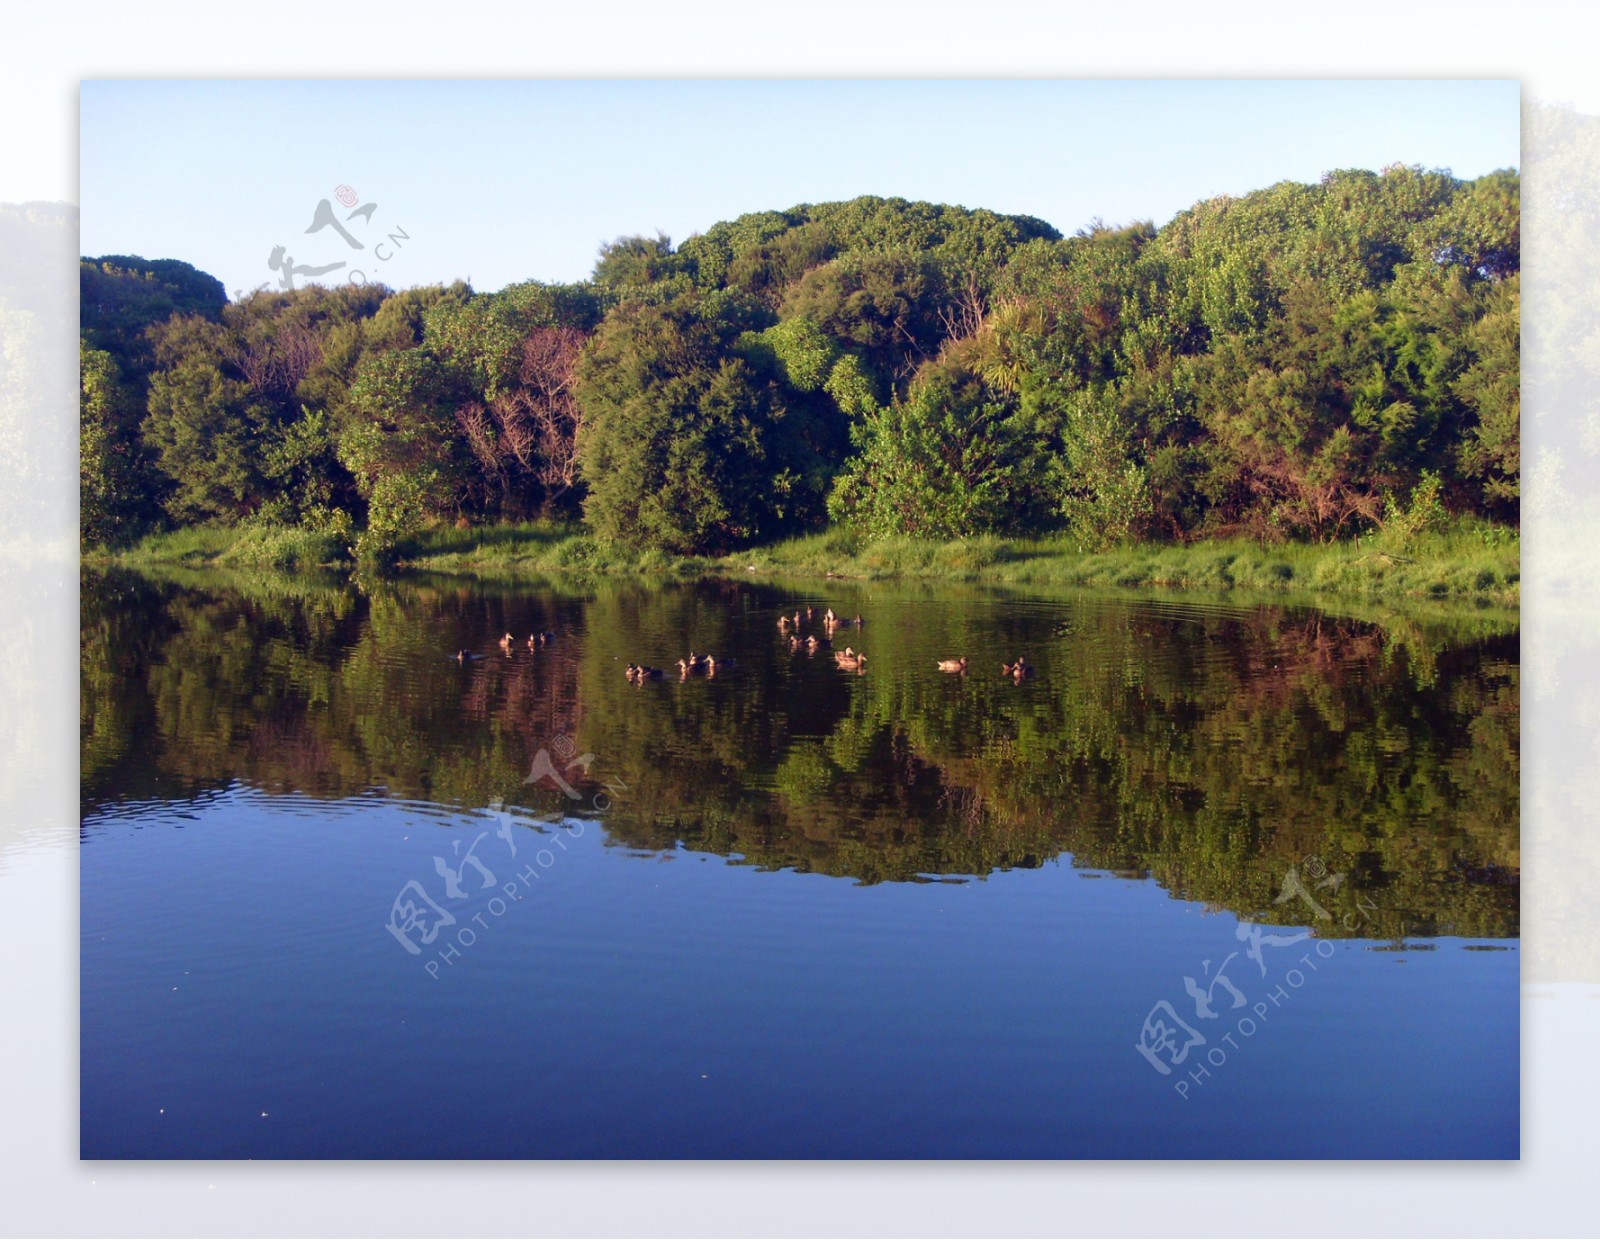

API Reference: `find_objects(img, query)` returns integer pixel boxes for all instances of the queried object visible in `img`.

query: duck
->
[527,634,539,651]
[633,665,664,681]
[824,608,837,625]
[852,615,865,628]
[676,655,706,676]
[705,654,736,675]
[535,631,554,646]
[805,634,828,653]
[498,632,515,651]
[778,614,793,633]
[788,635,801,653]
[625,662,641,681]
[454,649,478,663]
[936,656,968,673]
[834,647,867,671]
[1001,657,1034,679]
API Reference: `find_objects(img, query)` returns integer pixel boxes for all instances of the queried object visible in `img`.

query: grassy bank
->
[91,521,712,578]
[394,522,712,577]
[97,518,1519,606]
[95,523,350,573]
[726,523,1520,605]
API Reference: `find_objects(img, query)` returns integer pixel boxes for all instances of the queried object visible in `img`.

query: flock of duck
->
[779,607,868,673]
[455,606,1035,683]
[626,651,737,682]
[621,605,873,683]
[453,631,555,661]
[778,606,1033,681]
[940,654,1035,681]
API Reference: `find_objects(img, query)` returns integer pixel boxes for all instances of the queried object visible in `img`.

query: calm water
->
[80,569,1520,1158]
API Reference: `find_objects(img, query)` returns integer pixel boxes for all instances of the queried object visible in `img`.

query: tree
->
[575,291,820,552]
[724,221,837,306]
[827,358,1030,540]
[81,170,1520,555]
[261,404,351,532]
[592,233,685,293]
[422,282,602,518]
[1453,276,1520,515]
[339,348,472,560]
[781,251,949,393]
[1049,385,1153,550]
[456,325,589,518]
[1417,168,1520,283]
[79,255,227,358]
[142,316,271,523]
[80,343,150,546]
[78,255,231,533]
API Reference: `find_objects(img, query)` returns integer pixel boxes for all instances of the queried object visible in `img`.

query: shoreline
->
[90,520,1522,610]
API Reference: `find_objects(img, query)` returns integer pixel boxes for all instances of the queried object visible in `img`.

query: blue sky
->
[79,80,1520,298]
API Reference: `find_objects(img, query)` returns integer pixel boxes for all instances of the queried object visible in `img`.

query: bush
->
[828,361,1030,541]
[576,291,833,553]
[1382,470,1449,548]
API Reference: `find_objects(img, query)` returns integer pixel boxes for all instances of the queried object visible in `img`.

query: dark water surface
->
[80,569,1519,1158]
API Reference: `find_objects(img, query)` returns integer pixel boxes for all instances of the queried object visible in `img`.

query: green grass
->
[96,523,349,572]
[393,520,713,578]
[101,517,1519,606]
[722,521,1520,606]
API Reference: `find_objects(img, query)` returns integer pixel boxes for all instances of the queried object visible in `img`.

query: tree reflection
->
[82,568,1519,938]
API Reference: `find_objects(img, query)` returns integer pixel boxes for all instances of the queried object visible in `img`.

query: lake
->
[79,568,1520,1158]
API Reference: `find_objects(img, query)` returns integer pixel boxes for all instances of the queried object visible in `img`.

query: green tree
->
[828,358,1029,540]
[422,282,603,519]
[81,169,1519,556]
[260,404,352,533]
[142,316,271,523]
[591,233,686,294]
[1453,276,1520,515]
[79,255,227,358]
[781,251,948,395]
[1049,384,1153,550]
[339,348,472,560]
[575,291,822,552]
[80,343,150,545]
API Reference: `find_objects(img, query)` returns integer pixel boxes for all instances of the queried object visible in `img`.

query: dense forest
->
[80,165,1520,560]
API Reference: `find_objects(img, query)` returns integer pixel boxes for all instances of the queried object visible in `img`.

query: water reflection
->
[82,567,1519,940]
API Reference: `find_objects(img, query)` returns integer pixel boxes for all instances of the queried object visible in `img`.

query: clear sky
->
[79,80,1520,298]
